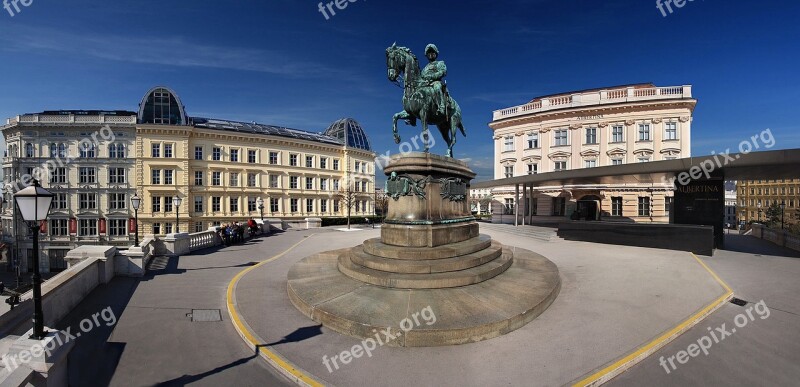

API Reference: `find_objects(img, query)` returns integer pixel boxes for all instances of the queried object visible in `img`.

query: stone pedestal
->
[0,328,75,387]
[287,153,561,346]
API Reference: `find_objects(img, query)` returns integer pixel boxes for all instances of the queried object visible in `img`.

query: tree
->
[479,195,493,215]
[375,191,389,217]
[765,202,782,228]
[337,185,358,229]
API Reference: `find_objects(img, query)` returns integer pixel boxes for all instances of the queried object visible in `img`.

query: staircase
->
[478,223,559,242]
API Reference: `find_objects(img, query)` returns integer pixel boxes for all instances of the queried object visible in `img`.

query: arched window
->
[118,144,126,158]
[25,143,34,158]
[58,144,67,158]
[51,143,58,158]
[138,87,187,125]
[108,143,126,158]
[79,143,96,158]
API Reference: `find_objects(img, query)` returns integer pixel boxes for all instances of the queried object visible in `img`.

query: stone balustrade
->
[492,85,693,120]
[751,224,800,252]
[189,229,222,251]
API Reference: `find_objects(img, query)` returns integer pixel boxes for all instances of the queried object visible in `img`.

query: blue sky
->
[1,0,799,181]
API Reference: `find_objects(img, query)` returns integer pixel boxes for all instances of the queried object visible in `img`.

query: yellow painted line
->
[573,253,734,387]
[226,235,325,387]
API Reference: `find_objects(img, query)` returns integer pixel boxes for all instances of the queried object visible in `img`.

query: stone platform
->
[287,243,560,347]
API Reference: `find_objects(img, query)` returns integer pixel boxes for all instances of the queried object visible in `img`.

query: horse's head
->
[385,43,415,82]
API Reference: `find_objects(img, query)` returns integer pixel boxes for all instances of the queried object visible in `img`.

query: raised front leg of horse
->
[393,111,412,144]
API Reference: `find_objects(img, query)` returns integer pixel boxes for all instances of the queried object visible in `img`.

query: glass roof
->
[191,117,343,146]
[323,118,372,151]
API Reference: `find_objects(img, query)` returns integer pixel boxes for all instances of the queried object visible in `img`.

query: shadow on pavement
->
[155,345,266,386]
[266,325,323,346]
[722,233,800,258]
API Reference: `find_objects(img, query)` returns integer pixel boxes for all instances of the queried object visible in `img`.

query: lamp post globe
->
[13,179,54,340]
[131,193,141,247]
[257,197,265,222]
[172,196,182,233]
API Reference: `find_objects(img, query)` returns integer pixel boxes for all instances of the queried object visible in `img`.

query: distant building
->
[738,179,800,227]
[489,84,696,223]
[724,181,738,228]
[469,188,493,214]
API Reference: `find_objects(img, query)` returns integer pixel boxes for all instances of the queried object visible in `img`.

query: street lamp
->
[130,193,141,247]
[172,195,182,233]
[13,179,53,340]
[780,200,786,230]
[757,202,762,223]
[257,197,265,222]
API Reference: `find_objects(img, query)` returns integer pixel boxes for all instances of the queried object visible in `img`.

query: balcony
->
[492,85,693,121]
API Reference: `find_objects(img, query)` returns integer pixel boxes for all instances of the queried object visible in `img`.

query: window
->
[321,178,328,191]
[25,143,35,158]
[52,193,68,210]
[79,219,97,236]
[333,159,340,170]
[504,166,514,178]
[152,196,162,213]
[248,150,257,163]
[164,170,174,185]
[164,143,173,158]
[230,172,239,187]
[151,143,161,158]
[585,160,597,168]
[585,128,597,144]
[638,197,651,217]
[212,197,221,212]
[194,222,204,233]
[321,158,328,169]
[248,173,257,187]
[290,198,299,213]
[79,193,97,210]
[151,169,161,185]
[504,198,515,215]
[362,181,368,192]
[554,130,568,146]
[290,176,298,189]
[306,177,314,190]
[638,124,651,141]
[230,197,239,212]
[248,197,257,212]
[612,197,623,216]
[321,199,328,212]
[212,147,222,161]
[110,193,126,210]
[527,164,538,175]
[269,152,279,165]
[79,167,96,184]
[109,144,126,158]
[504,136,514,152]
[194,171,204,186]
[665,122,677,140]
[79,143,96,158]
[638,157,650,163]
[195,146,203,160]
[527,133,539,149]
[50,219,68,236]
[152,223,161,235]
[354,162,361,173]
[194,196,203,212]
[306,199,314,213]
[355,201,361,212]
[333,200,340,212]
[165,223,173,234]
[333,180,340,191]
[230,149,239,162]
[612,159,623,166]
[109,219,127,236]
[269,175,279,188]
[289,154,298,166]
[612,126,624,143]
[212,172,221,186]
[554,161,567,171]
[164,198,173,213]
[306,155,314,168]
[270,198,279,212]
[109,168,126,184]
[51,168,67,184]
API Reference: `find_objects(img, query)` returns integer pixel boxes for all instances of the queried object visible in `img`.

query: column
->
[514,184,519,226]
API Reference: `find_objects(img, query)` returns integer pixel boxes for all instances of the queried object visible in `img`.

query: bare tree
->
[337,185,358,229]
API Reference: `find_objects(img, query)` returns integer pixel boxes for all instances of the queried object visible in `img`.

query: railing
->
[189,229,223,252]
[492,85,693,120]
[6,114,137,125]
[751,224,800,253]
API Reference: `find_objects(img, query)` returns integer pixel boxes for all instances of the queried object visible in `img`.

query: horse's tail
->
[458,122,466,137]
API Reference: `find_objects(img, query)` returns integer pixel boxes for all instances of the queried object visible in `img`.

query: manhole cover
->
[190,309,222,322]
[730,298,748,307]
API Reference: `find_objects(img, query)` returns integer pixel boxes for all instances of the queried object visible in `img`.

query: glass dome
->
[138,86,188,125]
[323,118,372,152]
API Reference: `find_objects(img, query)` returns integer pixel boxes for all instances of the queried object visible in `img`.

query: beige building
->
[738,179,800,228]
[489,84,696,223]
[1,86,376,273]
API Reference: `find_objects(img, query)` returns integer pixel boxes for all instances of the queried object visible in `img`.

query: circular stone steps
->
[350,241,504,274]
[362,234,493,260]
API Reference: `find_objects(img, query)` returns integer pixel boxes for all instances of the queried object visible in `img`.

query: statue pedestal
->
[287,153,561,346]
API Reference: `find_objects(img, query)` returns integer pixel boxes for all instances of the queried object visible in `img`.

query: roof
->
[190,117,345,147]
[29,110,137,116]
[527,83,656,104]
[323,118,372,152]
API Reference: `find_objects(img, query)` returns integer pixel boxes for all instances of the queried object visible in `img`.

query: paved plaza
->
[32,224,798,386]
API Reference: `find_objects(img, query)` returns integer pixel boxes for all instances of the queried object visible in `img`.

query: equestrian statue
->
[386,43,466,158]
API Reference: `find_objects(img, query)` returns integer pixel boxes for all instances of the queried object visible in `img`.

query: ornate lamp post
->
[780,200,786,230]
[131,193,141,247]
[757,202,762,223]
[172,196,182,233]
[14,179,54,340]
[257,197,265,222]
